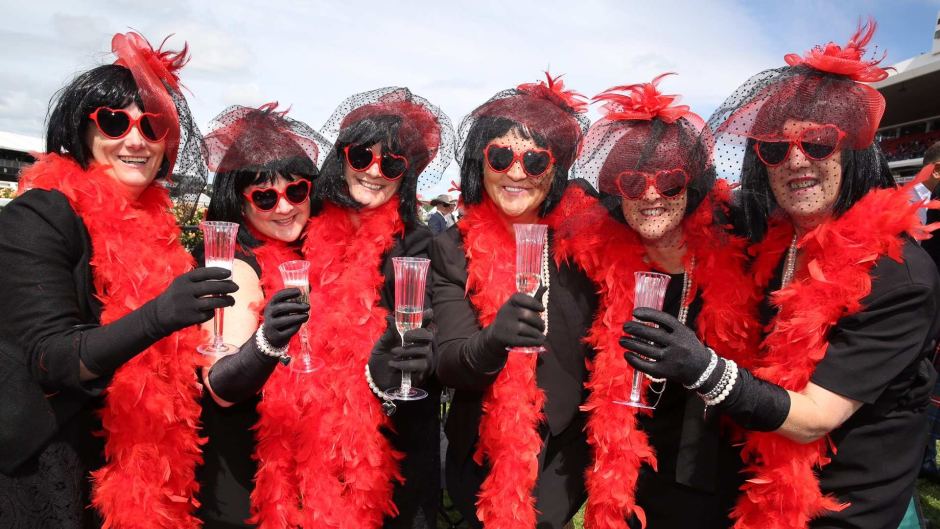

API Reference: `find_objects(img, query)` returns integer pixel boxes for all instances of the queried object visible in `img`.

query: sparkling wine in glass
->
[385,257,431,401]
[616,271,671,409]
[278,260,322,375]
[511,223,548,354]
[197,221,239,356]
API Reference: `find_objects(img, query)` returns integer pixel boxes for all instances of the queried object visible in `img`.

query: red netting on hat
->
[457,72,590,171]
[205,102,330,174]
[319,87,454,192]
[709,19,888,180]
[111,32,207,222]
[576,73,712,196]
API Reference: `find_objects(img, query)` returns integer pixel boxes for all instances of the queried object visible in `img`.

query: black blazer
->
[431,224,597,466]
[0,189,107,475]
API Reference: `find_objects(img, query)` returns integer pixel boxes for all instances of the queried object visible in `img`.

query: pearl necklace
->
[539,236,551,335]
[781,234,798,289]
[677,256,695,326]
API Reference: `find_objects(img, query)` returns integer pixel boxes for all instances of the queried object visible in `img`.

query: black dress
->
[431,225,597,529]
[195,225,441,529]
[0,190,108,529]
[759,237,940,529]
[631,273,743,529]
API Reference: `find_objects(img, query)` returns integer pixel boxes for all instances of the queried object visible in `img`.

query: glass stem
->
[299,322,310,354]
[212,308,224,348]
[630,370,643,403]
[400,337,412,394]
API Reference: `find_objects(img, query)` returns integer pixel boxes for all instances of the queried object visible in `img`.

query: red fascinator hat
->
[710,18,888,178]
[576,73,712,197]
[457,72,590,171]
[111,32,206,188]
[205,102,331,174]
[320,87,455,192]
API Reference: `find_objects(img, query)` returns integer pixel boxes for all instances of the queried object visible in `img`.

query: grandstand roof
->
[872,12,940,129]
[0,131,43,153]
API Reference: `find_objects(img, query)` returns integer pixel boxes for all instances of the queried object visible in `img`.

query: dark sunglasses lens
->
[523,151,551,176]
[486,146,514,172]
[346,145,375,170]
[656,170,687,198]
[285,181,310,203]
[801,142,836,160]
[250,189,279,211]
[801,126,840,160]
[757,141,789,165]
[139,115,161,142]
[620,173,647,199]
[97,110,130,138]
[380,155,407,179]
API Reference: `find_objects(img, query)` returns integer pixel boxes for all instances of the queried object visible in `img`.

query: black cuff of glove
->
[461,327,508,376]
[696,356,728,397]
[78,299,168,376]
[713,366,791,432]
[206,333,279,403]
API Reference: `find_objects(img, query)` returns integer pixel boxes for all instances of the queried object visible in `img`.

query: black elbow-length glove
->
[80,266,238,376]
[622,307,790,432]
[207,288,310,403]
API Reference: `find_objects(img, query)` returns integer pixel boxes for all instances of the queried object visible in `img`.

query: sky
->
[1,0,938,197]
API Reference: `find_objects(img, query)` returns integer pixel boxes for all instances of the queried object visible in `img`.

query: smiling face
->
[482,129,553,224]
[764,120,842,230]
[343,142,403,209]
[620,175,688,244]
[243,174,311,243]
[85,103,166,199]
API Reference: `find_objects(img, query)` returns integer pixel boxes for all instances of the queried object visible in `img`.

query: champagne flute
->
[197,221,239,356]
[615,271,671,408]
[510,223,548,354]
[278,260,323,374]
[385,257,431,401]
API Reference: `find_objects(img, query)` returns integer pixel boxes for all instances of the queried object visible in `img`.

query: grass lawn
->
[921,478,940,527]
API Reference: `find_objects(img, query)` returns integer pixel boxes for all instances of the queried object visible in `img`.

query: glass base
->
[385,387,428,401]
[507,346,545,355]
[613,400,657,409]
[290,355,324,375]
[197,342,238,356]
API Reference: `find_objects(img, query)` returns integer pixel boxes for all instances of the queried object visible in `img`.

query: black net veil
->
[576,117,713,196]
[319,87,455,193]
[455,75,591,175]
[205,103,331,174]
[164,88,208,224]
[575,74,714,214]
[111,32,208,225]
[707,20,888,188]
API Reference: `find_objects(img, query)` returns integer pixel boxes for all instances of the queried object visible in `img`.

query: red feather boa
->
[554,180,759,529]
[18,154,206,529]
[731,182,933,529]
[458,186,594,529]
[251,199,404,529]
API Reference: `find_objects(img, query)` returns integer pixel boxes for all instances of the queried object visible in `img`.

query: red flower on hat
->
[594,73,695,124]
[784,18,890,82]
[517,72,589,114]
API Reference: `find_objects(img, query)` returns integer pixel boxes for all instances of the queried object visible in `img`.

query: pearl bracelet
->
[684,347,718,390]
[364,364,397,416]
[703,359,738,407]
[255,329,291,365]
